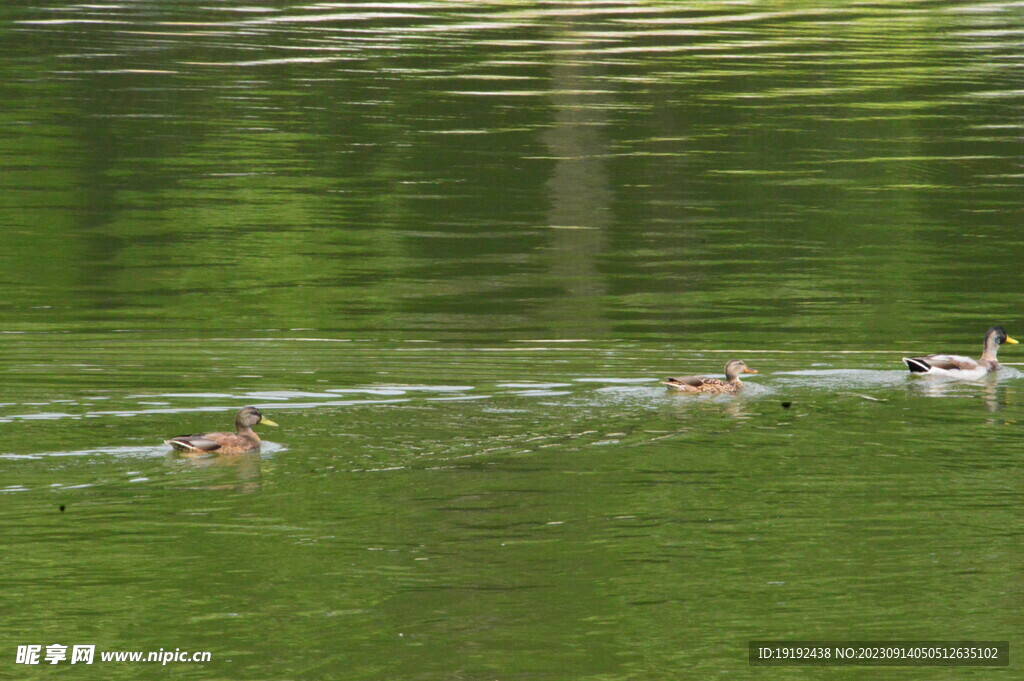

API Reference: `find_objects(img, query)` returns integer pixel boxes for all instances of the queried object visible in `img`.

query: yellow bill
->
[259,417,279,427]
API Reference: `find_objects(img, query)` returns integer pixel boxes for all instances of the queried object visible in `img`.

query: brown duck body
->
[663,376,743,394]
[663,359,757,395]
[167,429,263,455]
[165,406,278,455]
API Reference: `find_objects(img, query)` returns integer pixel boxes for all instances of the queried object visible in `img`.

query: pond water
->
[2,1,1022,679]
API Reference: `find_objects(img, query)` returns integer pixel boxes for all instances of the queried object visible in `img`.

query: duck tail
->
[903,357,931,374]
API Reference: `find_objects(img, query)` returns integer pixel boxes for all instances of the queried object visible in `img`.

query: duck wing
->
[663,375,722,389]
[903,354,980,373]
[164,432,227,452]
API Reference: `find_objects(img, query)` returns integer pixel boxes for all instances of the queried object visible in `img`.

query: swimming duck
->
[902,325,1018,379]
[663,359,758,394]
[164,406,278,455]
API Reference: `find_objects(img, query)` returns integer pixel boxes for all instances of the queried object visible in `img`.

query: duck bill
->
[259,417,279,427]
[743,368,758,374]
[1006,337,1019,345]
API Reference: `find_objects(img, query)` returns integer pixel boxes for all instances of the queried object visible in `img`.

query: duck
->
[902,325,1018,379]
[663,359,758,394]
[164,406,278,455]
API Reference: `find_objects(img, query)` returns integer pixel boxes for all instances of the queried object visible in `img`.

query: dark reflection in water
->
[170,449,264,493]
[2,1,1023,346]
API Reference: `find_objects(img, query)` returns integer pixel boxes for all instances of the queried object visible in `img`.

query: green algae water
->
[2,2,1023,679]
